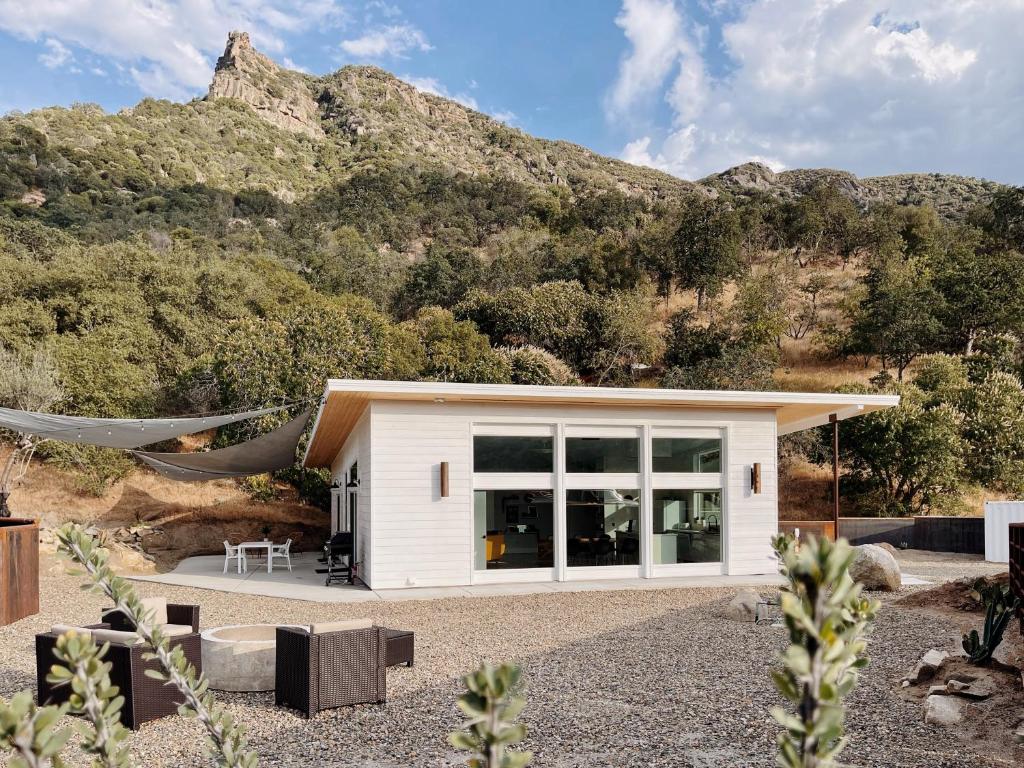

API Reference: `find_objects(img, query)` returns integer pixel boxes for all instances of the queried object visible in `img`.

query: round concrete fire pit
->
[201,624,302,692]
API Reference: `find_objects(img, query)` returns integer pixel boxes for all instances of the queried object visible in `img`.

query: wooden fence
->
[778,516,985,554]
[778,521,835,541]
[0,518,39,626]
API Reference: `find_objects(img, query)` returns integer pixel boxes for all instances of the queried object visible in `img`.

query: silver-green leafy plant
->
[449,662,531,768]
[48,628,134,767]
[770,534,880,768]
[1,524,258,767]
[53,523,258,768]
[0,692,72,768]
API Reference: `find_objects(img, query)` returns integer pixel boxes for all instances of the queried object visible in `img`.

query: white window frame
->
[471,423,558,584]
[650,426,727,577]
[467,420,732,583]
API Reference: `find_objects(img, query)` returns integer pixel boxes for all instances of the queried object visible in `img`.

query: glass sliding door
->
[565,489,641,567]
[474,490,554,570]
[652,488,722,564]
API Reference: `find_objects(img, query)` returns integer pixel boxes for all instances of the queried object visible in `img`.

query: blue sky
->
[1,1,1022,184]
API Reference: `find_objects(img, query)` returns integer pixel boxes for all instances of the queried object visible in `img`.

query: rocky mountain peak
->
[705,162,779,191]
[207,31,323,138]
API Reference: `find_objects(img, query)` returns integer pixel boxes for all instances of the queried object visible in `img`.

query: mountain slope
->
[1,30,1005,220]
[701,162,1001,218]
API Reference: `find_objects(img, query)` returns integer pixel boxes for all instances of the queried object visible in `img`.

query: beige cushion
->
[92,628,144,646]
[50,624,93,639]
[309,618,373,635]
[139,596,168,625]
[160,623,194,637]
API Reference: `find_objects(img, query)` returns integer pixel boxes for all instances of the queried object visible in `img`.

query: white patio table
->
[238,541,277,573]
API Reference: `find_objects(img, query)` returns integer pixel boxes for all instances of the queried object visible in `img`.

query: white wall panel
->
[354,400,779,588]
[984,501,1024,562]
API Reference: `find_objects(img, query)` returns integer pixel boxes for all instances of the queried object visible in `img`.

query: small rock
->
[903,649,949,684]
[922,649,949,668]
[725,588,762,622]
[849,544,902,591]
[947,675,994,700]
[927,685,947,695]
[924,694,964,725]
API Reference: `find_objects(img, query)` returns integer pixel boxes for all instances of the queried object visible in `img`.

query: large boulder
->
[725,588,762,622]
[849,544,902,591]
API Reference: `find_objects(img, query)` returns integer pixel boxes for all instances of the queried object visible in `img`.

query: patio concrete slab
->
[130,552,792,603]
[901,574,932,586]
[130,554,927,603]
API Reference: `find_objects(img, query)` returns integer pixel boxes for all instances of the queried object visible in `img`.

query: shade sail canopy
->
[0,404,292,449]
[132,408,312,481]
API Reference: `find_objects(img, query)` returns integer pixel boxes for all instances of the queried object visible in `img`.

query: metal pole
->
[829,414,839,541]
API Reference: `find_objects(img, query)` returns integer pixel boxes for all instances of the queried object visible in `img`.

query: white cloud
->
[402,74,477,110]
[608,0,1024,182]
[607,0,707,122]
[491,109,517,126]
[0,1,348,100]
[340,24,431,58]
[38,37,72,68]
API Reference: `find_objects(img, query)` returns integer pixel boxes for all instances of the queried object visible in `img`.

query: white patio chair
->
[270,538,293,572]
[223,540,247,574]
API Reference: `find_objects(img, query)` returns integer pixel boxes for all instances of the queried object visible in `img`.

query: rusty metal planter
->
[1010,523,1023,635]
[0,518,40,626]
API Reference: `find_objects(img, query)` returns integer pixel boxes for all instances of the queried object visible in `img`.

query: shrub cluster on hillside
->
[2,99,1024,515]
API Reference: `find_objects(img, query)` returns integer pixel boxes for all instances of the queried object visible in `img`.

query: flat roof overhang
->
[303,379,900,468]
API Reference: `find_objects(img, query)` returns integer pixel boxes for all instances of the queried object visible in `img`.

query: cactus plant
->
[962,580,1021,665]
[770,534,879,768]
[449,662,531,768]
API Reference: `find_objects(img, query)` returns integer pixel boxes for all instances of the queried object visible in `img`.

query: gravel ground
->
[893,548,1007,582]
[1,552,1019,768]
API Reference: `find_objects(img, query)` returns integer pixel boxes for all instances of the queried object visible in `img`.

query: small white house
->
[303,380,898,590]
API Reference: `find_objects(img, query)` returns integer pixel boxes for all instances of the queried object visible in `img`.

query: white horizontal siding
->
[364,400,779,589]
[368,401,471,588]
[725,415,778,574]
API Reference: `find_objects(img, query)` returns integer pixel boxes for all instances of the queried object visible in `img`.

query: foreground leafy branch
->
[449,662,531,768]
[48,629,134,768]
[0,692,71,768]
[770,534,880,768]
[54,523,257,768]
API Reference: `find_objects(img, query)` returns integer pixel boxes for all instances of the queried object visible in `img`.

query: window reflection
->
[474,490,553,570]
[652,438,721,473]
[565,489,641,566]
[474,436,553,473]
[652,489,722,564]
[565,437,639,473]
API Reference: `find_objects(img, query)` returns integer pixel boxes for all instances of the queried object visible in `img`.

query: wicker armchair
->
[102,597,199,634]
[275,624,387,718]
[36,625,202,730]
